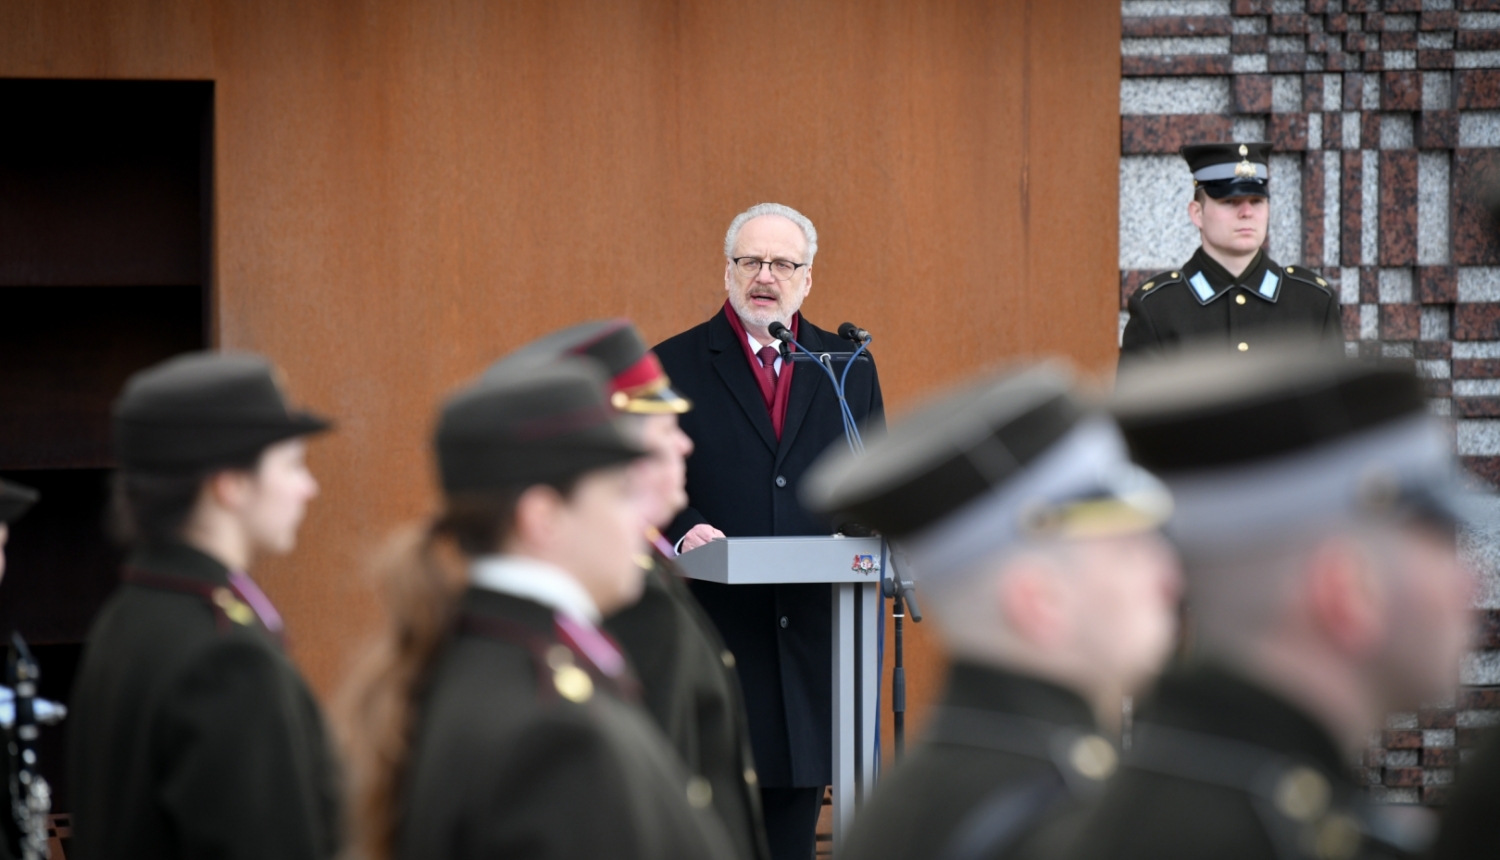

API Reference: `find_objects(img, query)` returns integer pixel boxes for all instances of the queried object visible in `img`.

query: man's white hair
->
[723,203,818,265]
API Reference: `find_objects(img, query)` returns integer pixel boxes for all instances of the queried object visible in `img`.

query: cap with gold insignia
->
[1182,142,1271,199]
[0,480,38,525]
[114,352,332,471]
[802,362,1172,583]
[489,319,691,415]
[1112,339,1484,555]
[437,358,647,493]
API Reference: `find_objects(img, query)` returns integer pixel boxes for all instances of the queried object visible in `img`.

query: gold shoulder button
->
[1274,766,1331,823]
[634,553,654,570]
[554,664,594,703]
[1171,272,1180,279]
[211,588,256,626]
[744,767,758,786]
[686,776,713,808]
[1068,734,1118,781]
[1286,266,1295,273]
[721,650,736,669]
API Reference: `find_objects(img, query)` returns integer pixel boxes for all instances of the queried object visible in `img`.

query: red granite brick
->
[1232,0,1272,12]
[1123,55,1233,76]
[1270,113,1310,151]
[1234,75,1273,113]
[1380,70,1416,108]
[1422,11,1460,30]
[1233,33,1269,54]
[1458,70,1500,109]
[1453,149,1500,265]
[1343,72,1365,110]
[1303,155,1325,264]
[1424,785,1452,806]
[1307,0,1332,12]
[1382,304,1421,340]
[1301,74,1323,111]
[1357,341,1383,359]
[1362,267,1380,304]
[1419,110,1459,149]
[1343,152,1365,266]
[1122,115,1234,155]
[1271,14,1311,33]
[1384,31,1420,51]
[1455,359,1500,378]
[1460,457,1500,487]
[1385,730,1424,749]
[1326,52,1360,72]
[1120,270,1157,308]
[1346,32,1377,52]
[1459,0,1500,10]
[1327,14,1353,33]
[1420,709,1458,729]
[1460,688,1500,710]
[1419,267,1457,304]
[1270,53,1309,73]
[1341,304,1362,340]
[1425,746,1461,766]
[1459,31,1500,51]
[1416,341,1452,359]
[1363,111,1383,146]
[1430,378,1454,398]
[1323,111,1343,148]
[1384,766,1424,785]
[1382,151,1419,266]
[1385,0,1423,10]
[1455,302,1500,339]
[1123,16,1234,37]
[1420,50,1457,71]
[1362,10,1385,26]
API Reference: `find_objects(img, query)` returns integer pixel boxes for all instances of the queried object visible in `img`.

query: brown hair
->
[335,492,519,860]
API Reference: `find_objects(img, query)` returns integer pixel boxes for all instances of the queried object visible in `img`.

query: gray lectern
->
[676,535,882,855]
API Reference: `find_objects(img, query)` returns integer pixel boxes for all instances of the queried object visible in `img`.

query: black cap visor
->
[1199,179,1269,200]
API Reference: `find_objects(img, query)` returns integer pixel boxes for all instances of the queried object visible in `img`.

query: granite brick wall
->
[1118,0,1500,805]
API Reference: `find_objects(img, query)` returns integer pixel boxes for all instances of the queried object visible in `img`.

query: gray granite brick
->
[1421,307,1452,341]
[1419,151,1451,265]
[1365,75,1382,111]
[1425,71,1453,110]
[1386,749,1420,767]
[1123,36,1233,55]
[1363,150,1380,266]
[1458,709,1500,727]
[1461,650,1500,685]
[1381,267,1415,302]
[1421,32,1457,50]
[1454,379,1500,395]
[1343,267,1361,303]
[1425,728,1457,747]
[1362,303,1380,340]
[1458,267,1500,301]
[1388,712,1420,730]
[1383,113,1416,148]
[1453,342,1500,358]
[1120,156,1201,270]
[1270,35,1306,53]
[1271,153,1303,264]
[1345,109,1363,147]
[1459,111,1500,146]
[1234,54,1270,73]
[1274,75,1303,112]
[1383,343,1415,358]
[1458,419,1500,454]
[1325,74,1343,112]
[1460,13,1500,29]
[1234,116,1267,141]
[1418,358,1452,378]
[1386,15,1419,33]
[1122,0,1229,14]
[1233,16,1267,35]
[1456,52,1500,69]
[1326,151,1343,267]
[1121,77,1232,114]
[1425,768,1455,786]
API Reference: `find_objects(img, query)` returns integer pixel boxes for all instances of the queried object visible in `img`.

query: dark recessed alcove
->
[0,79,214,822]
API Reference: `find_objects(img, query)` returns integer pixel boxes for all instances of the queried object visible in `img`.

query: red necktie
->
[755,345,779,408]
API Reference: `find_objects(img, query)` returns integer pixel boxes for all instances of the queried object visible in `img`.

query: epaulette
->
[1132,270,1186,302]
[1281,265,1333,297]
[122,568,258,631]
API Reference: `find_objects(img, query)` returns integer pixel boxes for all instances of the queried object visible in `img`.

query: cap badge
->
[851,553,880,573]
[1235,158,1258,179]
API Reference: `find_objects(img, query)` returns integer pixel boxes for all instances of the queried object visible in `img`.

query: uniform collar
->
[1187,247,1281,306]
[942,660,1099,730]
[1139,663,1347,777]
[127,541,232,587]
[469,554,602,626]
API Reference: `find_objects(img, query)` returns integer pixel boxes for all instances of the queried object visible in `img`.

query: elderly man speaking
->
[654,203,885,860]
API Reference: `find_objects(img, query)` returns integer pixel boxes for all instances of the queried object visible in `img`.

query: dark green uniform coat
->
[67,543,340,860]
[1121,248,1342,363]
[839,663,1114,860]
[604,546,771,860]
[1063,666,1427,860]
[396,586,736,860]
[1428,727,1500,859]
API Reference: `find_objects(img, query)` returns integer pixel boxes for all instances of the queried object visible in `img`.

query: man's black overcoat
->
[396,586,735,860]
[67,542,340,860]
[654,307,885,788]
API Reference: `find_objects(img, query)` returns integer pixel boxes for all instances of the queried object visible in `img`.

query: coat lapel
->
[774,320,828,471]
[709,310,778,454]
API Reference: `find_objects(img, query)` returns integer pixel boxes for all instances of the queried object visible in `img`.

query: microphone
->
[838,322,871,344]
[768,321,794,343]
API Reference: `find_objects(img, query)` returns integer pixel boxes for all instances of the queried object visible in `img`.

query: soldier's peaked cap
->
[1182,142,1271,199]
[437,357,648,493]
[804,362,1170,581]
[489,319,691,415]
[0,480,38,525]
[114,352,332,471]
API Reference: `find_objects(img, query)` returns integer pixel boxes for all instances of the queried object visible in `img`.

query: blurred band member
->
[803,363,1181,860]
[0,479,39,860]
[654,203,885,860]
[1066,344,1475,860]
[338,359,734,860]
[68,353,339,860]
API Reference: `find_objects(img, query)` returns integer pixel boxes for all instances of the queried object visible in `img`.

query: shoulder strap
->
[940,772,1069,860]
[459,612,626,704]
[1280,264,1333,297]
[121,568,259,634]
[1132,270,1186,303]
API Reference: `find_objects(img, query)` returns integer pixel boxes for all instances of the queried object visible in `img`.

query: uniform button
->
[1238,342,1249,352]
[779,616,789,628]
[744,768,759,786]
[686,776,713,808]
[775,475,787,488]
[721,650,736,669]
[1235,294,1246,305]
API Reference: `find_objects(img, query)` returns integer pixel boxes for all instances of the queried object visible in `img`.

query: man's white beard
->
[729,293,791,332]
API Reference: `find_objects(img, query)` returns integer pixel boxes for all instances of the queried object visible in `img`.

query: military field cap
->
[114,352,331,472]
[0,480,38,525]
[437,357,648,493]
[1113,340,1478,552]
[1183,142,1271,199]
[803,362,1172,583]
[491,319,691,415]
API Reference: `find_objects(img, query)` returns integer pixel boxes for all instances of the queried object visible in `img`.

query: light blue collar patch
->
[1189,271,1216,303]
[1257,269,1280,301]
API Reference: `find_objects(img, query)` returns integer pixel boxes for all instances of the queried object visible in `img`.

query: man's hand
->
[680,524,727,553]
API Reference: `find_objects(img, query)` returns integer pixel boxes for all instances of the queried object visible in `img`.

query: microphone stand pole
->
[881,548,921,761]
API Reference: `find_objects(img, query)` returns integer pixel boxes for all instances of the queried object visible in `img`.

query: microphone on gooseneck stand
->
[769,320,867,455]
[837,322,871,344]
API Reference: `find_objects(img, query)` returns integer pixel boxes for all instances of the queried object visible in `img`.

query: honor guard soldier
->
[1064,343,1474,860]
[68,353,340,860]
[1120,143,1342,363]
[339,359,735,860]
[801,363,1183,860]
[491,319,771,860]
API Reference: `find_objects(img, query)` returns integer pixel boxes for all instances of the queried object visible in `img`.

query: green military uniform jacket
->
[67,543,340,860]
[839,663,1116,860]
[603,545,770,860]
[1063,666,1428,860]
[396,586,736,860]
[1121,248,1342,363]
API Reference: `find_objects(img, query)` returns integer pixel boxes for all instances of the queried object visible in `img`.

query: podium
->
[677,536,882,854]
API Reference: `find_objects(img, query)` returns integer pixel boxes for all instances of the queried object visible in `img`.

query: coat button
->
[775,475,787,488]
[779,616,789,628]
[1236,294,1246,305]
[1238,342,1249,352]
[721,650,736,669]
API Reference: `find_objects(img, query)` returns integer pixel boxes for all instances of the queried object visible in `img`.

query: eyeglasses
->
[732,257,809,281]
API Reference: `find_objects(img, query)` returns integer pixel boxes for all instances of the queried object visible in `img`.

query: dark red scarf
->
[723,300,797,439]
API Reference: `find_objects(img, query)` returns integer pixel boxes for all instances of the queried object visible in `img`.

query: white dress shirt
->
[469,554,602,626]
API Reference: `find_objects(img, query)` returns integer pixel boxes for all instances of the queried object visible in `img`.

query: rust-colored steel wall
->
[0,1,1120,739]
